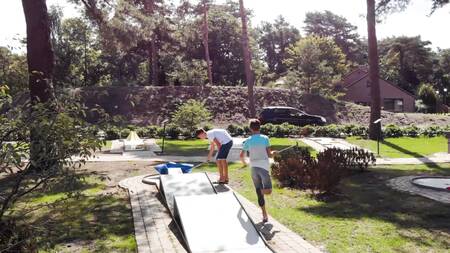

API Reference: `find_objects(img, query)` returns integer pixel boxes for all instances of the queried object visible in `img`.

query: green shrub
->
[403,125,420,137]
[271,146,375,194]
[147,125,160,138]
[343,124,368,137]
[105,126,120,140]
[126,124,137,131]
[165,124,182,139]
[260,123,277,137]
[121,128,131,138]
[300,125,315,137]
[202,123,213,132]
[227,124,246,137]
[171,99,212,134]
[383,124,403,138]
[156,126,165,138]
[279,123,299,137]
[271,146,313,187]
[314,124,342,137]
[422,125,443,137]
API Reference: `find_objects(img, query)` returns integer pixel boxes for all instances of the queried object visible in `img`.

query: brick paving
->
[119,175,322,253]
[387,176,450,204]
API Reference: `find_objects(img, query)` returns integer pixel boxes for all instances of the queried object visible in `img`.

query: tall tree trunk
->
[22,0,55,170]
[22,0,54,102]
[239,0,256,117]
[202,1,213,86]
[145,0,159,85]
[367,0,381,140]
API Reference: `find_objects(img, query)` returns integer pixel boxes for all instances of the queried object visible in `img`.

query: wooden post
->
[446,132,450,154]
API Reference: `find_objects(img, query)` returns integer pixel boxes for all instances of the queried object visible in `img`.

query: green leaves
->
[171,99,212,136]
[284,36,349,94]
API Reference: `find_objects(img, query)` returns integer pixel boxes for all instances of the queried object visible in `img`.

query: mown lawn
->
[156,139,210,156]
[346,136,448,158]
[195,163,450,253]
[7,175,136,252]
[156,137,314,156]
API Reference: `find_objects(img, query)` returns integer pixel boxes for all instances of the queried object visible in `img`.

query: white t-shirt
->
[206,129,232,145]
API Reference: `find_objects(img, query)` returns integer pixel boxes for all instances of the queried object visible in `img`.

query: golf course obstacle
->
[143,172,273,253]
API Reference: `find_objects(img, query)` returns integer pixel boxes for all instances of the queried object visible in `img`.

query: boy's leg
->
[251,167,267,220]
[217,141,232,183]
[216,160,224,182]
[259,168,272,221]
[221,160,229,182]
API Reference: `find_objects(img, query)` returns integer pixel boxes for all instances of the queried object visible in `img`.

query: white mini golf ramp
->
[159,172,216,214]
[174,193,272,253]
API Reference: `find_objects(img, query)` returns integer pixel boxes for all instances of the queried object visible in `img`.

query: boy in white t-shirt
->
[196,128,233,184]
[240,119,275,223]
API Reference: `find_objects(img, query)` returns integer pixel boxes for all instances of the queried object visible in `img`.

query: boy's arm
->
[267,147,275,158]
[266,138,275,158]
[240,150,247,165]
[207,141,215,161]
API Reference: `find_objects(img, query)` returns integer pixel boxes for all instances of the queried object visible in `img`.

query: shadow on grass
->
[382,140,427,158]
[298,168,450,249]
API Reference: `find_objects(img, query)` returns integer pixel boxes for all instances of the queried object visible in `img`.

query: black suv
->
[259,106,326,126]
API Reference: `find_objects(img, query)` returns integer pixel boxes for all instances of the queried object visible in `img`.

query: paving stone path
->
[301,137,450,165]
[119,175,322,253]
[387,176,450,204]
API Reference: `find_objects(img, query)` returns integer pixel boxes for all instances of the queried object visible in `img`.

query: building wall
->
[343,76,416,112]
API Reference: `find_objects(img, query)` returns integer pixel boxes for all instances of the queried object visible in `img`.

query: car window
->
[289,110,302,117]
[275,109,289,116]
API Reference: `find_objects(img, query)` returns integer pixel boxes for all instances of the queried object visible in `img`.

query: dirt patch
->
[79,161,159,187]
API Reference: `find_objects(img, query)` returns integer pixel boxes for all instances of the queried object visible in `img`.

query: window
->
[383,99,404,112]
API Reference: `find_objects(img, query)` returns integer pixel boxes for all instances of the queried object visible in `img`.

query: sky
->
[1,0,450,53]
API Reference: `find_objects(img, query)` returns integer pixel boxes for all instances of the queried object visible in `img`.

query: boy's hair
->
[195,128,206,136]
[249,119,261,131]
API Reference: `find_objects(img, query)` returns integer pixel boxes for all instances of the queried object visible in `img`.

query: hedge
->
[101,123,450,140]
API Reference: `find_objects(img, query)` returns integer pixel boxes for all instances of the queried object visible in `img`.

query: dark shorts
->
[251,167,272,190]
[216,141,233,160]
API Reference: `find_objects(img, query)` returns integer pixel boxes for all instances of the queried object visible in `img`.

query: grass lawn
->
[195,163,450,253]
[103,140,112,150]
[347,136,448,158]
[156,137,314,156]
[7,175,136,252]
[156,139,210,156]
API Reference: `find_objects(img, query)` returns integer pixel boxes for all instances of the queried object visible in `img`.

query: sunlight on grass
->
[15,175,136,252]
[196,162,450,253]
[346,136,447,158]
[270,138,317,156]
[156,138,209,155]
[156,138,316,156]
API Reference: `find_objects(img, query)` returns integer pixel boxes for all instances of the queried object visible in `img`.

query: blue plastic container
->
[154,162,194,174]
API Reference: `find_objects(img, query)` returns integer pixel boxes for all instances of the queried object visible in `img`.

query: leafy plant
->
[0,88,103,223]
[165,124,182,139]
[227,124,246,137]
[272,146,375,194]
[171,99,212,137]
[383,124,403,137]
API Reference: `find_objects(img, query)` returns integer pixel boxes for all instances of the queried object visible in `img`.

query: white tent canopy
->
[124,131,145,151]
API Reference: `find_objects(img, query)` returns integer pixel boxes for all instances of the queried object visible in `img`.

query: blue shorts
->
[216,141,233,160]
